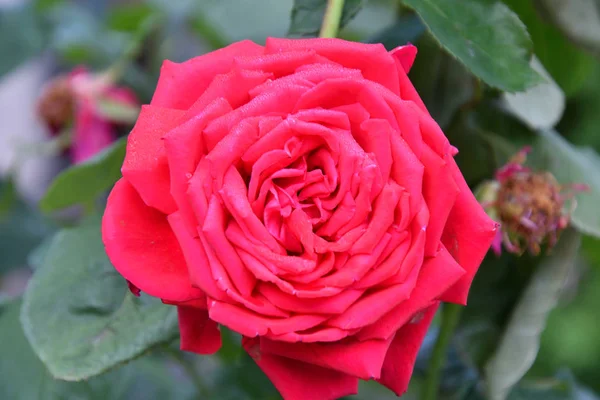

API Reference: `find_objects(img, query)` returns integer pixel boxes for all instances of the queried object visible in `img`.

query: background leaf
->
[485,229,581,400]
[287,0,364,37]
[503,0,596,96]
[21,220,178,381]
[403,0,543,92]
[535,0,600,56]
[39,137,126,213]
[0,5,46,79]
[0,192,55,273]
[0,300,194,400]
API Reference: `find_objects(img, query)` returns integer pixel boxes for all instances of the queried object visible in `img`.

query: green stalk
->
[421,303,463,400]
[319,0,346,38]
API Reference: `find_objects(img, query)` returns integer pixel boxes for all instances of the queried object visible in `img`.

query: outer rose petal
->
[266,37,400,95]
[259,336,393,380]
[357,246,464,341]
[421,145,460,256]
[243,337,358,400]
[178,306,221,355]
[121,105,185,214]
[390,44,418,73]
[151,40,264,110]
[440,158,499,305]
[377,302,439,396]
[102,179,203,302]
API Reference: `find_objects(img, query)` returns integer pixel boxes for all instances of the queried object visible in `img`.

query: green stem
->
[422,303,463,400]
[164,347,210,397]
[319,0,346,38]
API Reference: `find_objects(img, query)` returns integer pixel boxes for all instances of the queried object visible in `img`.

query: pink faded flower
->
[37,67,137,164]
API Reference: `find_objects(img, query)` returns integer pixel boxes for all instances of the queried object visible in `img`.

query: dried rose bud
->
[37,76,75,131]
[481,147,587,256]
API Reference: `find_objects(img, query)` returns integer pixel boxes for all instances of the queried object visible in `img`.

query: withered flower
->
[481,147,587,255]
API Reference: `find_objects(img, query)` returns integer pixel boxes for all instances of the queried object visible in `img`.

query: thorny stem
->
[319,0,346,38]
[421,303,463,400]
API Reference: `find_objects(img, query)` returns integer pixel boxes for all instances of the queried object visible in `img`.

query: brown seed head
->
[37,76,75,130]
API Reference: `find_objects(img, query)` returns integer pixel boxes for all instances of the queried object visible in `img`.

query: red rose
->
[102,38,497,399]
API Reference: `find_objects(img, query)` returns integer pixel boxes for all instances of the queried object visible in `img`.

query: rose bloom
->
[102,38,497,399]
[38,67,137,163]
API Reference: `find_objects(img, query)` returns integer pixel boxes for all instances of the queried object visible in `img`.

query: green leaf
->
[485,229,581,400]
[501,57,565,130]
[528,130,600,238]
[408,33,476,129]
[403,0,543,92]
[0,5,46,78]
[288,0,365,37]
[39,137,127,213]
[0,198,55,273]
[21,220,178,381]
[1,299,193,400]
[0,300,83,400]
[503,0,596,96]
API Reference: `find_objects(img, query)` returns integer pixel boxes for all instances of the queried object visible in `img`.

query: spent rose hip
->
[102,38,497,400]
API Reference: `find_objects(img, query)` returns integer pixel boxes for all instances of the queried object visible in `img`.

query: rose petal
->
[235,50,332,78]
[164,98,233,235]
[376,302,439,395]
[258,282,364,314]
[354,118,393,183]
[178,306,221,355]
[390,44,418,74]
[421,145,459,256]
[122,105,184,214]
[243,337,358,400]
[394,55,428,112]
[204,83,307,151]
[266,37,400,94]
[317,233,391,287]
[267,327,354,343]
[151,40,264,110]
[208,301,327,337]
[202,195,256,297]
[327,277,418,330]
[102,179,202,301]
[354,231,411,288]
[440,158,498,305]
[350,182,402,255]
[357,245,464,341]
[260,335,394,380]
[184,68,271,117]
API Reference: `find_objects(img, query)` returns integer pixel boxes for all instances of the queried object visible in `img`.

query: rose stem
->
[319,0,346,38]
[421,303,463,400]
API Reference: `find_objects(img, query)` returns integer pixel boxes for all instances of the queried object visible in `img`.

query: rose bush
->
[102,38,497,399]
